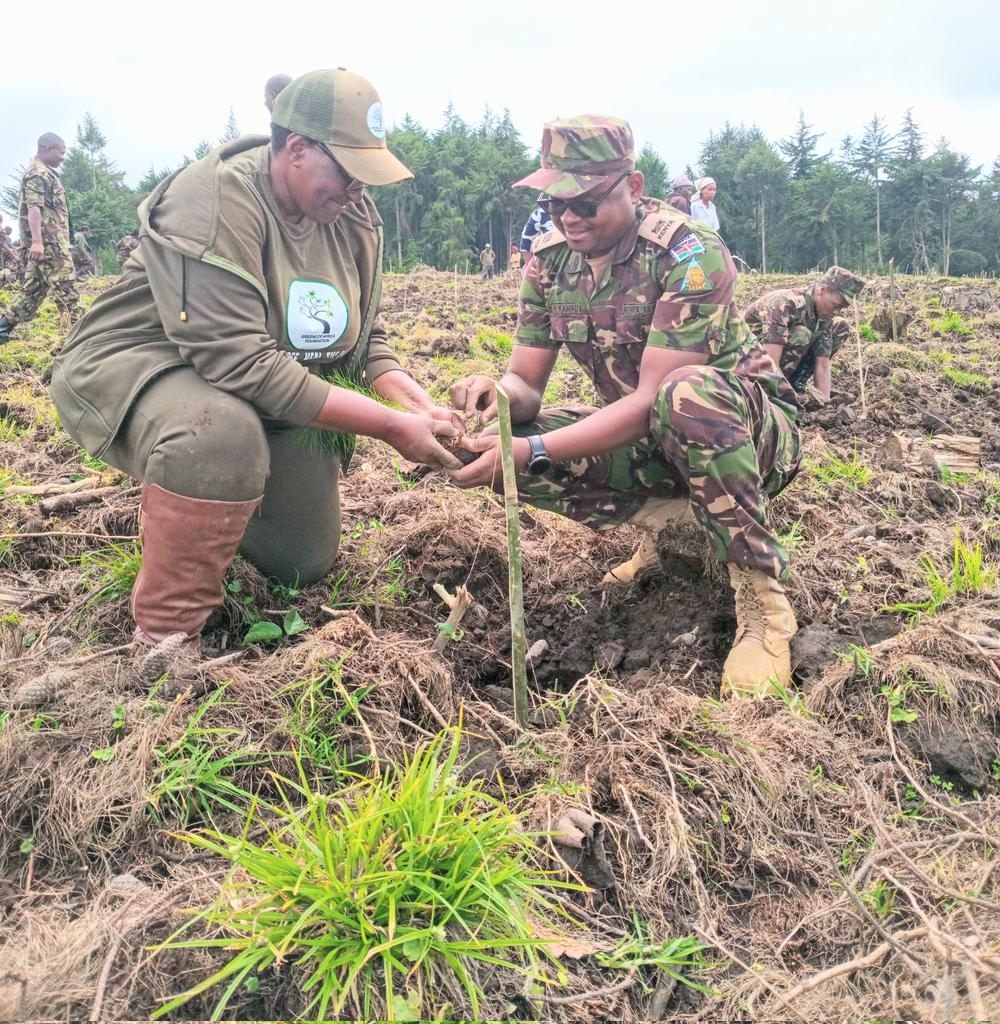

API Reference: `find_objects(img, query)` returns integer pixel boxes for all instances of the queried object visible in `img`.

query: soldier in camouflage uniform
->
[71,227,97,278]
[116,233,140,270]
[449,116,802,697]
[0,133,82,343]
[0,217,20,288]
[743,267,866,402]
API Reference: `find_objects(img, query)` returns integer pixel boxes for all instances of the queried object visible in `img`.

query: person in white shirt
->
[690,177,720,232]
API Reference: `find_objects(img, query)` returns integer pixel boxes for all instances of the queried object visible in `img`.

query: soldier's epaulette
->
[636,206,691,251]
[531,227,566,254]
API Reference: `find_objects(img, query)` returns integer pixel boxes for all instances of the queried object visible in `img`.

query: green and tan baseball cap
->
[271,68,413,186]
[820,265,867,299]
[514,116,635,199]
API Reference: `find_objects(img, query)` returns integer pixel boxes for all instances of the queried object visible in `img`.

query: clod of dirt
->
[595,641,625,672]
[106,873,153,897]
[901,717,999,792]
[871,303,916,340]
[920,410,952,434]
[8,668,74,708]
[790,622,843,689]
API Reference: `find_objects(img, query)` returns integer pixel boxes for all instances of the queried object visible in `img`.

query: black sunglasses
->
[538,170,632,219]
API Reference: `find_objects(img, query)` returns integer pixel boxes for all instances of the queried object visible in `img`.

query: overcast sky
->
[3,0,998,209]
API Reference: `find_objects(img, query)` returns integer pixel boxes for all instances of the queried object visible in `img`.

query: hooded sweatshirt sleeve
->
[142,238,330,425]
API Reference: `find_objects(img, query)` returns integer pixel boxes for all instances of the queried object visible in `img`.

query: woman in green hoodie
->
[51,69,462,648]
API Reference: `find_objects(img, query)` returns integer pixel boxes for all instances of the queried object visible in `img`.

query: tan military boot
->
[602,498,694,585]
[721,565,797,698]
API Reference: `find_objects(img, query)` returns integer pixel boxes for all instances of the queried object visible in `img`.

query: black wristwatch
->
[525,434,552,476]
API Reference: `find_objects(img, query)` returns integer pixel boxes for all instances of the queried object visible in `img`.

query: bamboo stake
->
[889,257,898,343]
[852,299,868,420]
[496,386,528,729]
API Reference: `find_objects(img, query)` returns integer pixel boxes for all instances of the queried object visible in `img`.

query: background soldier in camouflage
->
[71,227,97,278]
[116,233,139,270]
[743,266,866,402]
[449,116,802,697]
[0,133,82,343]
[0,216,20,288]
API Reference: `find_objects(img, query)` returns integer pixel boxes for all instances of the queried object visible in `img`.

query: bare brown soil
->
[0,268,998,1021]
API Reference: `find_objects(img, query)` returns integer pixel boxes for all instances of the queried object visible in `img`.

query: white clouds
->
[2,0,997,195]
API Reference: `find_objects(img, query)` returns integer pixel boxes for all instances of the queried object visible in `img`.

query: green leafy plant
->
[863,879,897,918]
[879,682,917,723]
[858,323,877,343]
[243,609,309,645]
[151,728,572,1021]
[77,542,142,608]
[835,643,876,679]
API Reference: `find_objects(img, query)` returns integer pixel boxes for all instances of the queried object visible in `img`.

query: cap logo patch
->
[287,280,350,350]
[366,102,386,140]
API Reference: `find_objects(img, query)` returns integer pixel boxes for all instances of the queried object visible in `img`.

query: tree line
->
[4,107,998,277]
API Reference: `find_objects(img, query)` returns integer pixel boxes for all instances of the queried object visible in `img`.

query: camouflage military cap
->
[514,116,635,199]
[820,265,867,299]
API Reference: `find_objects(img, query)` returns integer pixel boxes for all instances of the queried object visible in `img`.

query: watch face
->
[527,455,552,476]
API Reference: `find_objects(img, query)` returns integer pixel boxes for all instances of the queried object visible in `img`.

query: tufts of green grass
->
[152,728,572,1021]
[858,323,877,343]
[147,687,265,828]
[808,448,873,492]
[941,367,990,390]
[77,542,142,608]
[928,310,974,336]
[885,530,997,623]
[471,326,514,359]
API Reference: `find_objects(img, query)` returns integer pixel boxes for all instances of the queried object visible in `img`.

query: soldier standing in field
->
[116,232,139,270]
[72,226,97,278]
[743,267,866,402]
[480,243,496,280]
[448,117,802,697]
[0,133,82,343]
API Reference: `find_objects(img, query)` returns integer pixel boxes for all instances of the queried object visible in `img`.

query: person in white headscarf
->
[690,176,720,232]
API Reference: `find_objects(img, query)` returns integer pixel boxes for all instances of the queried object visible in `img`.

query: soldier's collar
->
[804,285,818,321]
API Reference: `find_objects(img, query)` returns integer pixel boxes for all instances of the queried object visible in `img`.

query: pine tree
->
[636,143,669,198]
[895,108,925,166]
[779,110,825,180]
[852,114,895,267]
[220,108,240,144]
[76,112,108,189]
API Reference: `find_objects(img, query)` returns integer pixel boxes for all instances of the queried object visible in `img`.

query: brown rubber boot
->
[602,498,695,585]
[721,565,797,698]
[131,483,261,643]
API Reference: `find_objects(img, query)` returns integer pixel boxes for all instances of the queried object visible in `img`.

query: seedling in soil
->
[863,878,897,919]
[151,729,573,1022]
[884,531,997,623]
[879,682,917,724]
[242,609,309,646]
[835,643,876,679]
[777,517,806,552]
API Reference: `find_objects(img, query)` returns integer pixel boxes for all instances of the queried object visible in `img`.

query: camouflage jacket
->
[18,158,71,255]
[518,198,797,417]
[116,234,139,269]
[743,287,836,375]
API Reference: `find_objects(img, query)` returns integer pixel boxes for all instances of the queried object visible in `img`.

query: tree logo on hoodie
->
[287,280,350,350]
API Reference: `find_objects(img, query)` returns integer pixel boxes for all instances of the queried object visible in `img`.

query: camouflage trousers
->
[513,366,801,580]
[5,252,81,326]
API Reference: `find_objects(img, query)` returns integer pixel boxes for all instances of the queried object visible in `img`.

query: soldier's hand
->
[28,240,44,261]
[450,375,498,426]
[448,434,530,489]
[388,413,463,472]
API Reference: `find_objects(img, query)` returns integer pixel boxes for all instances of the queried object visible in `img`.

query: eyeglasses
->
[314,143,365,199]
[538,170,632,219]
